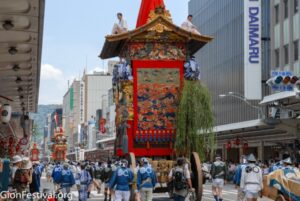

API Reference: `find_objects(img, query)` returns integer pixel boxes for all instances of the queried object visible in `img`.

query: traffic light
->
[290,76,299,84]
[267,75,299,86]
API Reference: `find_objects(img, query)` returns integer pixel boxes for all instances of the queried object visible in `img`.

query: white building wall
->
[86,75,112,121]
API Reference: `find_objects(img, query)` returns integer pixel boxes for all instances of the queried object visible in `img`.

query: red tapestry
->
[137,68,180,131]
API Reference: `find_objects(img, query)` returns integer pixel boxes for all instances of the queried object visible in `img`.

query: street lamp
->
[219,92,265,119]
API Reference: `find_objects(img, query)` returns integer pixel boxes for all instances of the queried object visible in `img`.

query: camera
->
[0,104,12,124]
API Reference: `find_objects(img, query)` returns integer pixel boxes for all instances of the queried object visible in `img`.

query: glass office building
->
[189,0,270,125]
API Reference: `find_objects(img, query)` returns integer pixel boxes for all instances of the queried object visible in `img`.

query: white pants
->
[140,188,153,201]
[212,178,224,188]
[115,190,130,201]
[112,24,126,34]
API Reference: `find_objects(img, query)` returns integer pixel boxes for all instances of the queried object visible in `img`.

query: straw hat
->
[12,155,22,164]
[21,157,32,169]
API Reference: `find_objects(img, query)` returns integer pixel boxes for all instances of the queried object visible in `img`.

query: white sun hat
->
[12,155,22,164]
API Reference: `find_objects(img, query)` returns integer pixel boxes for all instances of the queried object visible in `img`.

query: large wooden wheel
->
[190,152,203,201]
[275,194,287,201]
[126,152,137,201]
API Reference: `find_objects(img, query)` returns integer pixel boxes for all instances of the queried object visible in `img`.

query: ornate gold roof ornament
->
[147,6,172,23]
[147,6,172,33]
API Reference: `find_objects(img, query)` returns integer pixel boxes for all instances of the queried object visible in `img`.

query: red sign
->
[100,118,106,134]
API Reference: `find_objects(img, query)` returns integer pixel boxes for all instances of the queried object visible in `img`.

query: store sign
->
[100,118,106,134]
[244,0,262,100]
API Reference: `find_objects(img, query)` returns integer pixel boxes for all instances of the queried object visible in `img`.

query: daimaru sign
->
[244,0,262,100]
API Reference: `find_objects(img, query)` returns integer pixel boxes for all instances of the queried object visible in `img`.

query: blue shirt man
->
[76,163,92,201]
[59,163,75,201]
[137,158,157,201]
[109,159,134,201]
[52,163,62,183]
[30,163,42,193]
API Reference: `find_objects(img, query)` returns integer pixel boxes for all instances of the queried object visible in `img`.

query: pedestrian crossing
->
[202,189,238,201]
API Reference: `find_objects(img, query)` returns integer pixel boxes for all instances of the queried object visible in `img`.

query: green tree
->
[175,80,215,160]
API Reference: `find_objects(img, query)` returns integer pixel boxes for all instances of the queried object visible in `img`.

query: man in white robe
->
[181,15,201,35]
[112,13,128,34]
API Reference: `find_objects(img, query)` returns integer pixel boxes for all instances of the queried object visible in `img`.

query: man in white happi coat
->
[181,15,201,35]
[112,13,128,34]
[240,154,263,201]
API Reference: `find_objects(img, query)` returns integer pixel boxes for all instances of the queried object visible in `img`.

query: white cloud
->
[39,64,77,104]
[88,67,106,74]
[41,64,64,81]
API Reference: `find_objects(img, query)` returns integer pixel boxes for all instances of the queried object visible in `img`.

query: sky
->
[39,0,190,105]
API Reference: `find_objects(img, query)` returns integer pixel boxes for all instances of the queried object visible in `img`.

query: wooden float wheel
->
[275,194,287,201]
[190,152,203,201]
[126,152,137,201]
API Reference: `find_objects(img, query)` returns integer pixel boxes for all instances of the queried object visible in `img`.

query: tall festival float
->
[100,1,214,200]
[0,111,32,159]
[50,112,67,162]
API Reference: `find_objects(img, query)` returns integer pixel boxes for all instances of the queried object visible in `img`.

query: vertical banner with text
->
[244,0,262,100]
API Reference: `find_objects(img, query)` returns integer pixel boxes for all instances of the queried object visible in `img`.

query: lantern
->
[235,137,240,146]
[243,142,249,154]
[226,141,231,150]
[243,142,248,149]
[30,143,39,161]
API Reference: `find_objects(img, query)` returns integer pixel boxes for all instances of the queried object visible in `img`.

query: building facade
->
[188,0,275,162]
[63,80,81,152]
[63,72,113,152]
[270,0,300,74]
[82,72,112,123]
[189,0,270,126]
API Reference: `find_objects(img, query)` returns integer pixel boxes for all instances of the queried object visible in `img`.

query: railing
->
[96,133,115,141]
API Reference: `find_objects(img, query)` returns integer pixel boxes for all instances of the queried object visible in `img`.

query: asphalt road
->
[40,175,272,201]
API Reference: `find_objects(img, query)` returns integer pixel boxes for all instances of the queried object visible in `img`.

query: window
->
[275,49,280,67]
[295,0,299,13]
[295,40,299,61]
[275,5,279,23]
[284,45,289,64]
[284,0,289,19]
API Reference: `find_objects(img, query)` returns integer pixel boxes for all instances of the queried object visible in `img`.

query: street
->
[41,174,272,201]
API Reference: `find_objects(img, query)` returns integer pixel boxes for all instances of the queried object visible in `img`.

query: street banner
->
[244,0,262,100]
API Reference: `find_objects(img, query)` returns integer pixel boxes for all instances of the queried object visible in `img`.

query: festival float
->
[263,168,300,201]
[30,143,39,161]
[51,127,67,162]
[100,0,214,200]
